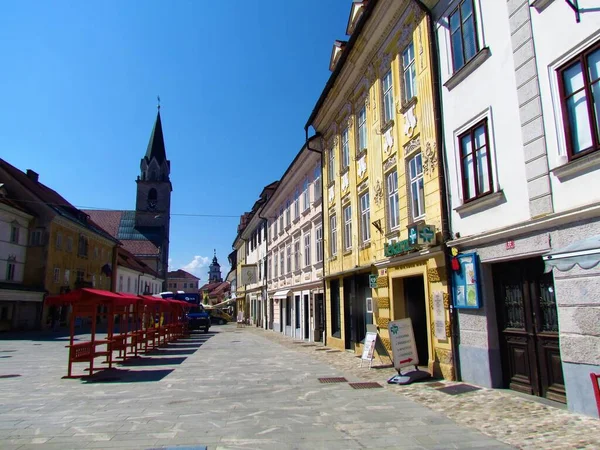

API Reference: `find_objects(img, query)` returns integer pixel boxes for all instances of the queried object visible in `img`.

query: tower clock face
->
[148,199,157,210]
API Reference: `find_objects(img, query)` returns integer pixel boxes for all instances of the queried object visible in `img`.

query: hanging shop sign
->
[452,252,482,309]
[385,224,437,257]
[388,318,419,370]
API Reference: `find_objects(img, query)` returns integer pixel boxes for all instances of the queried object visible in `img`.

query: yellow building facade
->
[306,0,454,379]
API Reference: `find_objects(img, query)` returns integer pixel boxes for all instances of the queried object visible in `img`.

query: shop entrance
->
[343,275,368,350]
[303,294,310,340]
[492,257,565,403]
[314,293,324,342]
[392,275,428,367]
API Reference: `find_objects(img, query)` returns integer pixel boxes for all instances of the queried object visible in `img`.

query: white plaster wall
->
[0,207,31,283]
[529,0,600,211]
[116,265,163,295]
[434,0,530,237]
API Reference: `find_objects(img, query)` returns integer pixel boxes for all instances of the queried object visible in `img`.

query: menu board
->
[452,252,482,309]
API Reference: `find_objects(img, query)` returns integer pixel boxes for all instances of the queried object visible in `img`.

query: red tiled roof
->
[168,269,199,280]
[200,281,230,295]
[0,159,118,243]
[123,240,160,256]
[84,210,122,237]
[117,247,159,277]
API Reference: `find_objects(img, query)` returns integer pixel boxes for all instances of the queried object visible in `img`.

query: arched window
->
[148,188,158,209]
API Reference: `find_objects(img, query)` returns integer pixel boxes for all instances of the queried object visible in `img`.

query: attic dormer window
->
[346,1,366,36]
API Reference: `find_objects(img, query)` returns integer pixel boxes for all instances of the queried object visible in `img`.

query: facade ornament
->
[341,172,349,193]
[357,178,369,192]
[364,94,370,110]
[332,135,338,147]
[383,154,397,173]
[383,128,394,154]
[357,154,367,178]
[374,179,383,205]
[328,185,335,204]
[404,136,421,155]
[423,142,438,176]
[366,64,376,83]
[347,115,354,129]
[404,104,417,137]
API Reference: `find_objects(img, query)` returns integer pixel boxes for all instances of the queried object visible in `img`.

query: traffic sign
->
[388,318,419,370]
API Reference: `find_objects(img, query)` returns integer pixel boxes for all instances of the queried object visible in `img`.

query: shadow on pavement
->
[148,348,198,356]
[119,356,187,366]
[82,368,174,383]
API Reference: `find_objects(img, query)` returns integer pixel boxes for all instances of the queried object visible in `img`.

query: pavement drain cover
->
[318,377,348,383]
[326,349,341,353]
[426,382,446,388]
[301,344,316,347]
[231,340,241,343]
[146,446,207,450]
[349,382,383,389]
[315,348,330,351]
[0,350,16,352]
[0,374,21,379]
[436,383,481,396]
[0,356,12,359]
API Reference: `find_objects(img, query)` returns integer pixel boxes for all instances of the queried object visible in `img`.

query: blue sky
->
[0,1,351,281]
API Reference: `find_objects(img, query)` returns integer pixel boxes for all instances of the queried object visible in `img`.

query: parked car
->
[185,305,211,333]
[208,308,232,325]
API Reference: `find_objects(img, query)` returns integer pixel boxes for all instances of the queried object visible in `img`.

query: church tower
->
[208,250,223,283]
[135,105,172,280]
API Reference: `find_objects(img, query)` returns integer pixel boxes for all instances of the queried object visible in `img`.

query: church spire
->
[145,106,167,165]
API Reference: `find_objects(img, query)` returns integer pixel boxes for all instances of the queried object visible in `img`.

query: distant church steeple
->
[208,249,223,283]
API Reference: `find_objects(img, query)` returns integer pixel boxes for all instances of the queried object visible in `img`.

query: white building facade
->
[240,183,278,328]
[0,192,44,331]
[432,0,600,416]
[264,137,325,342]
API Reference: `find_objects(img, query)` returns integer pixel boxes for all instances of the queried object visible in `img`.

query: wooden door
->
[493,258,565,403]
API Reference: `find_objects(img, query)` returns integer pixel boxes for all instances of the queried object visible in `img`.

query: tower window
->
[148,188,158,210]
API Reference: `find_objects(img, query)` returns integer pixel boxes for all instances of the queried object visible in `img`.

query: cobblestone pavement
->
[243,326,600,450]
[0,324,511,450]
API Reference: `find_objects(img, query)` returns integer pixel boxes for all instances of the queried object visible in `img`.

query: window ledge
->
[455,190,506,217]
[343,250,352,256]
[380,120,394,134]
[444,47,491,91]
[399,96,418,115]
[386,229,400,240]
[531,0,554,12]
[360,242,371,250]
[285,225,291,231]
[313,196,322,207]
[356,148,368,160]
[327,180,335,188]
[339,167,349,177]
[302,207,310,216]
[293,217,300,224]
[293,269,302,275]
[551,151,600,181]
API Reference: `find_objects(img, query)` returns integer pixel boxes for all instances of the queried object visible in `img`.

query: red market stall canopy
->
[46,288,138,307]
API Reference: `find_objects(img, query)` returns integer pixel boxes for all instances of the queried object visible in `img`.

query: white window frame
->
[387,170,400,230]
[280,249,284,276]
[343,205,352,251]
[382,70,394,123]
[360,192,371,244]
[358,106,367,151]
[53,267,60,283]
[279,206,284,230]
[294,240,300,271]
[274,251,278,278]
[328,147,335,181]
[64,269,70,284]
[341,127,350,170]
[10,225,19,244]
[294,189,300,219]
[285,200,291,227]
[316,225,323,262]
[302,178,310,211]
[314,165,322,201]
[330,214,338,256]
[304,232,311,267]
[409,153,425,220]
[286,244,291,274]
[402,41,417,102]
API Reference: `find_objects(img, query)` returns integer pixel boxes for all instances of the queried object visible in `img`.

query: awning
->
[543,235,600,272]
[272,290,291,299]
[210,298,236,308]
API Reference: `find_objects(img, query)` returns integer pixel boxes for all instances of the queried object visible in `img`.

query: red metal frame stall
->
[46,289,193,378]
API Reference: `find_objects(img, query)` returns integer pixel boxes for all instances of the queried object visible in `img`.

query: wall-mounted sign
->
[369,275,378,289]
[452,252,482,309]
[385,224,437,258]
[384,239,415,257]
[506,240,515,250]
[432,291,446,340]
[388,318,419,369]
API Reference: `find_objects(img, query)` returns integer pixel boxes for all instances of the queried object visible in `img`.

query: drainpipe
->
[305,127,327,345]
[415,0,461,382]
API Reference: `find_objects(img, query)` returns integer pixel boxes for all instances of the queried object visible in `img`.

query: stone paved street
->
[0,324,597,449]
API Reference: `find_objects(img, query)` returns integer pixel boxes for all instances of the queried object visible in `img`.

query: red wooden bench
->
[65,340,111,378]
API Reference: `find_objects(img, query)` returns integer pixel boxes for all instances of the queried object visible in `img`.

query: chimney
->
[26,169,39,183]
